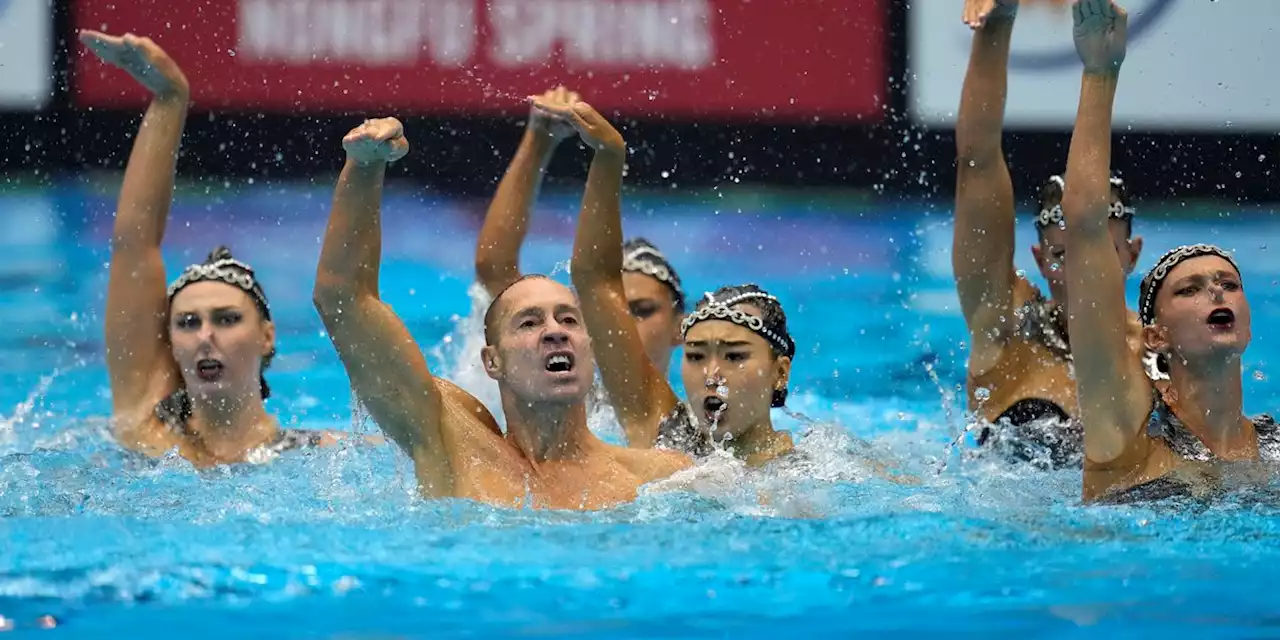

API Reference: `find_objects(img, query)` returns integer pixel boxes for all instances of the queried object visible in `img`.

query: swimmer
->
[1059,0,1279,502]
[86,30,335,466]
[474,87,686,377]
[542,98,795,466]
[312,117,691,510]
[952,0,1144,468]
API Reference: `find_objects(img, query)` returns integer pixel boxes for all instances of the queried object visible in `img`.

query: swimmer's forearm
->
[1062,73,1119,235]
[955,18,1013,165]
[476,130,559,296]
[112,95,189,250]
[316,159,387,299]
[570,151,626,282]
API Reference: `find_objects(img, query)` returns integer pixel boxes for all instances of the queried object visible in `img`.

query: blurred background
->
[3,0,1276,198]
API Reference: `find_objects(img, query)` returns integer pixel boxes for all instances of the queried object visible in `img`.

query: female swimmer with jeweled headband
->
[1057,0,1279,503]
[528,97,797,465]
[83,30,334,466]
[953,0,1146,468]
[474,87,687,378]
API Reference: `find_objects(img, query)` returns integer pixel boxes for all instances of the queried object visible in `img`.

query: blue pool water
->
[5,181,1280,637]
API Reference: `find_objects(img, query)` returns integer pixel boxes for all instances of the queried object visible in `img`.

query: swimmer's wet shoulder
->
[1090,395,1280,503]
[439,416,693,510]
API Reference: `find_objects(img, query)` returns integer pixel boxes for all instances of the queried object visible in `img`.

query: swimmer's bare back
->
[314,117,689,510]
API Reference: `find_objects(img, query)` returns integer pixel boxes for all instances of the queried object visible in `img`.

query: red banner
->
[72,0,886,121]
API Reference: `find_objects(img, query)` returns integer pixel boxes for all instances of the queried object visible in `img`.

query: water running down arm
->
[474,87,578,297]
[85,31,189,439]
[952,5,1021,375]
[562,100,681,448]
[312,119,455,496]
[1059,0,1151,472]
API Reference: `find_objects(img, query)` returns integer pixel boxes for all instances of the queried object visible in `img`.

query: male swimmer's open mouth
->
[1207,308,1235,330]
[196,358,224,382]
[702,396,727,423]
[544,351,575,374]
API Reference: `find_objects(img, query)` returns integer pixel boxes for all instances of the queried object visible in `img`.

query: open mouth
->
[544,351,575,374]
[196,358,224,382]
[1207,308,1235,329]
[702,396,727,422]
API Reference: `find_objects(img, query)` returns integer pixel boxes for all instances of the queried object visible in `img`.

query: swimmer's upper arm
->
[569,151,680,447]
[953,18,1019,375]
[314,158,456,496]
[1061,72,1152,469]
[104,97,189,429]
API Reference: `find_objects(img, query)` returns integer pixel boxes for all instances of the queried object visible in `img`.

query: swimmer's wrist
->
[1081,64,1122,79]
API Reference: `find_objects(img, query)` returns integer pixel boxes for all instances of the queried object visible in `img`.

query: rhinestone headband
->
[167,258,271,319]
[622,245,685,308]
[1138,243,1239,325]
[680,291,795,357]
[1035,175,1134,229]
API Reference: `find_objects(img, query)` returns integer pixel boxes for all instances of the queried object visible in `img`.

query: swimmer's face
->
[681,304,790,444]
[1145,256,1250,367]
[1032,201,1141,302]
[623,271,682,374]
[168,281,274,401]
[482,278,594,404]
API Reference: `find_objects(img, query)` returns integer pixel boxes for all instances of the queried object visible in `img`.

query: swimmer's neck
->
[1167,356,1251,452]
[731,421,793,467]
[184,392,279,462]
[501,393,596,464]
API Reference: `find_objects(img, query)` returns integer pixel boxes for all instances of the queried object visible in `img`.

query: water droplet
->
[974,387,991,401]
[1254,370,1266,381]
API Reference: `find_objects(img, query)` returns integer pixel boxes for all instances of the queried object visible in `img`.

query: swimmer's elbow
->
[312,274,371,316]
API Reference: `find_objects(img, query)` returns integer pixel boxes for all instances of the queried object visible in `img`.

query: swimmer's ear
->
[1124,236,1144,274]
[481,345,502,381]
[773,355,792,389]
[1143,323,1169,355]
[260,320,276,360]
[1029,243,1057,282]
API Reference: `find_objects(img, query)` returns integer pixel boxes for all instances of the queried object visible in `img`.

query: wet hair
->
[622,238,685,312]
[681,284,796,407]
[1035,174,1135,236]
[1138,243,1241,326]
[483,274,554,346]
[167,246,274,399]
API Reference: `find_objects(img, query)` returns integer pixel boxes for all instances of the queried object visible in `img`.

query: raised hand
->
[963,0,1072,30]
[79,30,189,100]
[963,0,1018,29]
[342,118,410,166]
[527,86,579,142]
[1072,0,1128,75]
[528,97,624,156]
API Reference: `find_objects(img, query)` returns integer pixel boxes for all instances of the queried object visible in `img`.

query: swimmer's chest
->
[446,434,646,510]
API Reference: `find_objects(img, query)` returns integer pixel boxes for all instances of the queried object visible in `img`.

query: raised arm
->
[952,0,1022,374]
[475,87,578,297]
[557,99,680,448]
[83,31,190,435]
[312,119,454,496]
[1060,0,1149,467]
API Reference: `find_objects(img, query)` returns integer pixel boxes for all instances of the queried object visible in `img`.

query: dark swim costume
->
[1101,394,1280,503]
[655,403,713,457]
[155,389,322,459]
